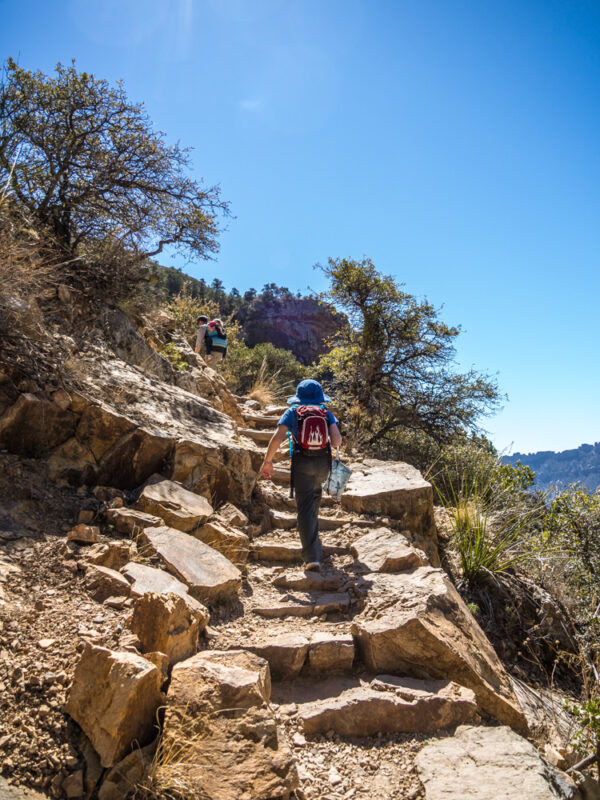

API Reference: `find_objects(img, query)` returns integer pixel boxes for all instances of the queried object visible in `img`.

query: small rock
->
[329,766,342,786]
[292,733,306,747]
[38,639,56,650]
[67,525,101,544]
[77,510,95,525]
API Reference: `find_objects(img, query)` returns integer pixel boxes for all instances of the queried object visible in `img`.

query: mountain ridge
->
[502,441,600,492]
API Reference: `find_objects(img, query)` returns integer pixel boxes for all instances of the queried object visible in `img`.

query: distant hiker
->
[260,379,342,571]
[195,315,209,355]
[205,319,227,366]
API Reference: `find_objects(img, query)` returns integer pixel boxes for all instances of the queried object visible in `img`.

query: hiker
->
[260,379,342,571]
[194,315,209,355]
[205,318,227,366]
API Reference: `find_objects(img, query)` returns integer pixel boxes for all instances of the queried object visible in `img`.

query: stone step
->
[271,466,290,483]
[252,591,351,618]
[240,428,275,444]
[251,541,351,564]
[224,630,355,679]
[269,509,370,532]
[272,569,348,592]
[271,675,477,737]
[242,412,281,428]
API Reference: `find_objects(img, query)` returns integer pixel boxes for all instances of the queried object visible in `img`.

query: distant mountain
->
[502,442,600,493]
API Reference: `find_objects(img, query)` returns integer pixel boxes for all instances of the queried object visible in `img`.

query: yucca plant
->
[434,468,543,585]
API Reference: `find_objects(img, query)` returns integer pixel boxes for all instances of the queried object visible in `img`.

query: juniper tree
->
[0,59,228,266]
[316,257,500,451]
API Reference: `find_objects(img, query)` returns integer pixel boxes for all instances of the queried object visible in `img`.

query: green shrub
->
[159,342,189,372]
[222,340,306,397]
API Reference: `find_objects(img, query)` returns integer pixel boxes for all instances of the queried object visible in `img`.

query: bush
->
[222,340,306,398]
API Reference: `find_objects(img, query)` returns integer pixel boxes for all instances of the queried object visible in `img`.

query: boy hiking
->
[260,379,342,571]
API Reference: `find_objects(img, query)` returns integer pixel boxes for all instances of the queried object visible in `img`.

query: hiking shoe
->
[304,561,321,572]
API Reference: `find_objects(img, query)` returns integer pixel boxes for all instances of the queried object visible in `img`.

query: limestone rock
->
[139,526,241,603]
[300,676,477,736]
[67,524,101,544]
[76,402,136,462]
[215,502,249,528]
[98,742,156,800]
[107,507,163,536]
[128,592,208,666]
[242,633,310,679]
[65,645,162,768]
[168,650,271,712]
[308,632,355,673]
[415,725,580,799]
[342,459,436,542]
[161,650,297,800]
[85,564,131,602]
[350,527,428,572]
[351,568,528,733]
[123,561,194,600]
[192,519,249,564]
[83,541,133,570]
[0,393,76,455]
[135,479,212,532]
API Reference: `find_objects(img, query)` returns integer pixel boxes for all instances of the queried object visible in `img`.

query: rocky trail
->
[0,303,597,800]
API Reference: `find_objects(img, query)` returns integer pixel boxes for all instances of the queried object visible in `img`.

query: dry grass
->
[247,357,295,408]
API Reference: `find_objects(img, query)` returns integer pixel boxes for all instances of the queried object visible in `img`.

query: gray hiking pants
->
[293,452,330,564]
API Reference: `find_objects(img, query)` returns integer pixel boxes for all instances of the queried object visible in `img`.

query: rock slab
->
[139,525,241,603]
[351,527,428,572]
[415,725,580,800]
[65,645,162,768]
[342,459,436,541]
[136,479,212,532]
[300,676,477,736]
[351,568,528,733]
[192,519,249,565]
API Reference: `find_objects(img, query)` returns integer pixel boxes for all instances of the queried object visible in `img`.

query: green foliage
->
[167,286,219,346]
[497,459,536,491]
[222,339,306,397]
[159,342,189,372]
[542,485,600,634]
[433,439,543,585]
[0,59,228,270]
[315,257,501,454]
[564,696,600,771]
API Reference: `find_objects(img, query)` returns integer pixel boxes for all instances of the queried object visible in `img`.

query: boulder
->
[242,633,310,679]
[214,502,249,528]
[192,520,249,564]
[136,479,212,532]
[308,632,355,673]
[128,592,208,666]
[300,676,477,736]
[139,526,241,603]
[160,651,297,800]
[67,524,101,544]
[76,402,135,461]
[350,527,428,572]
[85,564,131,602]
[351,568,528,733]
[65,645,162,768]
[107,508,163,536]
[415,725,580,800]
[342,459,436,542]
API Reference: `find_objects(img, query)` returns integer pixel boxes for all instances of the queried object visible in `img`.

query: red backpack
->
[295,405,330,453]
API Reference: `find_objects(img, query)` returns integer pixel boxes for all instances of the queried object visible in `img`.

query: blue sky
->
[2,0,599,454]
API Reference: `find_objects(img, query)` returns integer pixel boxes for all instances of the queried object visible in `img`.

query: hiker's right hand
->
[260,460,274,480]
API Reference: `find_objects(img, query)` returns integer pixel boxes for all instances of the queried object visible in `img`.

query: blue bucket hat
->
[287,379,331,405]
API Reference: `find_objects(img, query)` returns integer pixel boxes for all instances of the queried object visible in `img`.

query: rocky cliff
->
[0,286,596,800]
[238,294,346,365]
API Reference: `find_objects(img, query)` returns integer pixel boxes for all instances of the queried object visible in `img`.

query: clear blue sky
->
[2,0,599,455]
